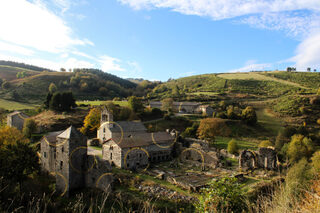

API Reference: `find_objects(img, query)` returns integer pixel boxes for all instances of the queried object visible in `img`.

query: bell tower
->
[101,106,113,128]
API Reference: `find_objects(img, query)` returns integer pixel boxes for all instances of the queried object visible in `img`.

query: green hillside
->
[147,71,318,101]
[0,63,137,106]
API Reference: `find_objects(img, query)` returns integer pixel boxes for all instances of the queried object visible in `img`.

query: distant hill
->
[147,71,319,101]
[0,61,137,103]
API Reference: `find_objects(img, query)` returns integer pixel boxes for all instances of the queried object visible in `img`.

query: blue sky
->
[0,0,320,81]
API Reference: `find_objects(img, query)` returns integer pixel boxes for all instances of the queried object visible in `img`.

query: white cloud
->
[118,0,320,20]
[98,55,126,72]
[291,32,320,69]
[0,0,93,54]
[228,62,272,73]
[0,41,34,56]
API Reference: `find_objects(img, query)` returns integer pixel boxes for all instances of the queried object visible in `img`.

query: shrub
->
[22,119,37,138]
[196,177,247,213]
[48,83,57,93]
[259,140,273,148]
[311,151,320,175]
[241,106,257,125]
[227,139,238,154]
[181,122,199,138]
[287,134,314,163]
[128,96,144,113]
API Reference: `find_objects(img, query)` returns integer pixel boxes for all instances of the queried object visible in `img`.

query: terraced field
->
[218,72,310,89]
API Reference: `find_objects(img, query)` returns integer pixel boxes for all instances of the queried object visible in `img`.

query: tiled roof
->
[108,121,147,133]
[108,132,175,149]
[43,130,64,144]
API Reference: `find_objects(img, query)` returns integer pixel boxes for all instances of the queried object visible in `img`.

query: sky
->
[0,0,319,81]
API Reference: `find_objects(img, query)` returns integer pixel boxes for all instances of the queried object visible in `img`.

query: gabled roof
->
[106,132,175,149]
[107,121,147,133]
[7,111,29,119]
[57,126,83,139]
[42,130,64,144]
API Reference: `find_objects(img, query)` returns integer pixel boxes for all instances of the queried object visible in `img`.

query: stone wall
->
[7,114,25,130]
[239,148,278,171]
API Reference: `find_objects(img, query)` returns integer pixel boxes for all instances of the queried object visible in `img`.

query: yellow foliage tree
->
[80,107,101,136]
[0,126,28,148]
[259,140,273,148]
[197,118,231,143]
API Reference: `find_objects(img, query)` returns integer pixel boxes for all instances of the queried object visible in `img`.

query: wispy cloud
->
[228,61,272,73]
[118,0,320,20]
[98,55,126,72]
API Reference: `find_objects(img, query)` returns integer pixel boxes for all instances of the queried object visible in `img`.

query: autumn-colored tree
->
[0,126,28,148]
[287,134,314,163]
[197,118,231,143]
[48,83,57,93]
[259,140,273,148]
[161,98,173,112]
[80,107,101,136]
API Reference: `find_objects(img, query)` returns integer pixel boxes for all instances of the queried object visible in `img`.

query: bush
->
[196,177,247,213]
[48,83,57,93]
[287,134,314,163]
[241,106,257,125]
[227,139,238,154]
[311,151,320,175]
[181,122,199,138]
[259,140,273,148]
[22,119,37,138]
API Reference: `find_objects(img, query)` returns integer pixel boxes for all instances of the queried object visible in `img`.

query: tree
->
[49,92,61,111]
[259,140,273,148]
[181,122,199,138]
[23,119,37,138]
[60,68,66,72]
[128,96,144,113]
[48,83,57,93]
[227,139,238,154]
[80,107,101,135]
[196,177,247,213]
[1,81,10,89]
[0,126,28,148]
[311,151,320,174]
[172,85,180,97]
[197,118,231,143]
[241,106,257,125]
[44,92,53,108]
[317,88,320,95]
[0,141,39,190]
[161,98,173,112]
[99,87,108,96]
[0,78,3,87]
[48,92,76,111]
[287,134,314,163]
[307,67,311,72]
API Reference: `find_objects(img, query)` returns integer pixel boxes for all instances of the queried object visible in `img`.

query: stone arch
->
[239,150,257,171]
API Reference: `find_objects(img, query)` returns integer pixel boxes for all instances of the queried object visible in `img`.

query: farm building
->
[148,101,213,114]
[7,111,29,130]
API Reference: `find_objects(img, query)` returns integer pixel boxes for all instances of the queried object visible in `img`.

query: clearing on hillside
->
[0,65,41,81]
[218,72,310,89]
[0,98,36,110]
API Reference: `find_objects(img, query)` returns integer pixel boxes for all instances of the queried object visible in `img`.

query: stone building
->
[239,147,278,171]
[195,105,215,116]
[7,111,29,130]
[99,109,175,170]
[149,101,201,113]
[40,126,113,196]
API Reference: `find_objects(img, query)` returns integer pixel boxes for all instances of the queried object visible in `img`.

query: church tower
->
[101,106,113,128]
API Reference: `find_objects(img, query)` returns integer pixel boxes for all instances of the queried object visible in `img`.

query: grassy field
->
[77,100,129,107]
[256,108,284,136]
[218,72,309,89]
[0,98,36,110]
[215,136,258,150]
[0,65,40,81]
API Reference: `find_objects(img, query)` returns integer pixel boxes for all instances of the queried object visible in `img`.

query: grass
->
[77,100,129,107]
[218,72,310,89]
[215,136,258,150]
[0,98,36,110]
[256,108,284,136]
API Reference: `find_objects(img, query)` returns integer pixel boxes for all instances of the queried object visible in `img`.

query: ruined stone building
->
[7,111,29,130]
[148,101,214,114]
[98,108,175,170]
[41,126,113,196]
[239,147,278,171]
